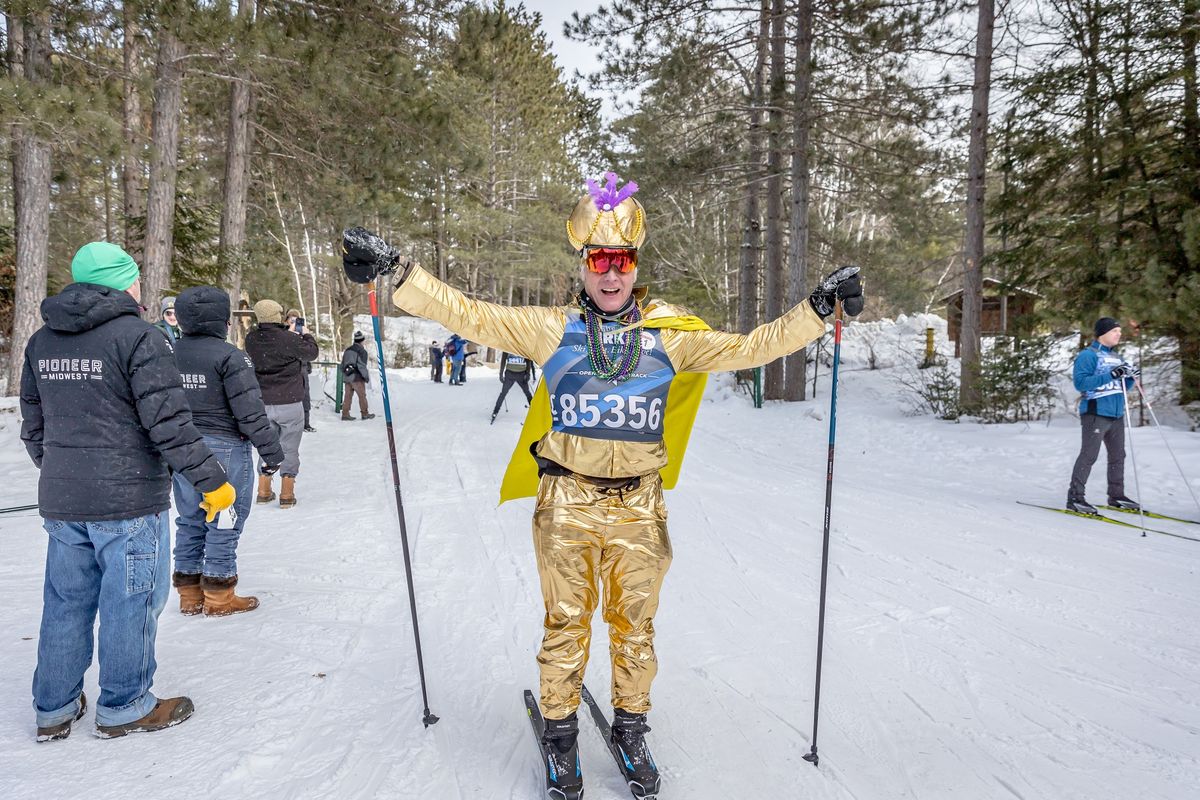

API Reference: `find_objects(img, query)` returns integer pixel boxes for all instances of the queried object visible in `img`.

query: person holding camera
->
[285,309,317,432]
[245,299,318,508]
[340,331,375,420]
[170,287,285,616]
[1066,317,1142,515]
[342,172,864,800]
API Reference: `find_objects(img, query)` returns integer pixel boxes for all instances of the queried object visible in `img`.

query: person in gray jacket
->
[340,331,375,420]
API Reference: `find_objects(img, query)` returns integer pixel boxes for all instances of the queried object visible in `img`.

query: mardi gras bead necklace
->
[585,304,643,382]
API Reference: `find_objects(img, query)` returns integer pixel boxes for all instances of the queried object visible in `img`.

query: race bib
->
[543,318,674,441]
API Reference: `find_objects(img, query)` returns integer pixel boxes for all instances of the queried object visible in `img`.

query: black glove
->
[1111,363,1141,380]
[260,463,281,476]
[808,266,864,318]
[343,227,402,284]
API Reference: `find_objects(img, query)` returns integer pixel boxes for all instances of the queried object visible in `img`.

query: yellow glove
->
[200,482,236,523]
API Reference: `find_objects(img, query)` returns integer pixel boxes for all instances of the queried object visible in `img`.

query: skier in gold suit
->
[342,173,864,799]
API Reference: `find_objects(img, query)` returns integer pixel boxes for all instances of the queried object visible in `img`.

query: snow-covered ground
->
[1,316,1198,800]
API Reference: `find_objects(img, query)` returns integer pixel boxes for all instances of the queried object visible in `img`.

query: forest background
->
[2,0,1198,409]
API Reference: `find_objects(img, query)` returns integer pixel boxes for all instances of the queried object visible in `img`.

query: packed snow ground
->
[1,316,1198,800]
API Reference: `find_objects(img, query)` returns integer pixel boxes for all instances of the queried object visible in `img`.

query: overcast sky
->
[520,0,621,120]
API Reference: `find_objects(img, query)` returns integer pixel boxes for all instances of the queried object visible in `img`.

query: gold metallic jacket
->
[392,265,827,479]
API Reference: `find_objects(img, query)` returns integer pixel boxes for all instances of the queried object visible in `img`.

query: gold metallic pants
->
[532,473,672,719]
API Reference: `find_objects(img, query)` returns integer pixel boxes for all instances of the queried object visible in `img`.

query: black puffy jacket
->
[20,283,227,522]
[244,323,318,405]
[174,286,284,468]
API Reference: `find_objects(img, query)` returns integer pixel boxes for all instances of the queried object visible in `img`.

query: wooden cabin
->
[941,279,1038,357]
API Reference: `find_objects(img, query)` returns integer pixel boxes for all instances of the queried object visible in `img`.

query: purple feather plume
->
[587,171,638,212]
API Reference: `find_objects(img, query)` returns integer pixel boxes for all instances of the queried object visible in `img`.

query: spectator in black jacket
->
[340,331,375,420]
[20,241,235,741]
[285,308,316,432]
[172,287,285,617]
[429,340,443,383]
[490,352,536,424]
[245,299,318,507]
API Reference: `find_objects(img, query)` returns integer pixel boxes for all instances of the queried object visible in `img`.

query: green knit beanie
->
[70,242,140,291]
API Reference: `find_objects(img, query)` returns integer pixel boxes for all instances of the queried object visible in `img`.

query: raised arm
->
[666,265,864,373]
[391,265,564,364]
[665,300,827,373]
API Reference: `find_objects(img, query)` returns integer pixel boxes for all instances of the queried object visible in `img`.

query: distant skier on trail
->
[342,172,864,800]
[491,351,535,424]
[1067,317,1141,515]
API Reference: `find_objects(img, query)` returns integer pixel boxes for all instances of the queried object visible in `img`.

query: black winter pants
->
[1068,413,1126,502]
[493,374,533,415]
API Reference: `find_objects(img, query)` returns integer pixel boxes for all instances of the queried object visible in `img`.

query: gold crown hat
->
[566,172,646,251]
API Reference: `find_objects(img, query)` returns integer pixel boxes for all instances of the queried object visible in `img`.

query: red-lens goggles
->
[584,247,638,274]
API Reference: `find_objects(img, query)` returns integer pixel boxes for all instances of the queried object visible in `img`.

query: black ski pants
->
[1068,413,1126,502]
[430,358,442,382]
[493,374,533,416]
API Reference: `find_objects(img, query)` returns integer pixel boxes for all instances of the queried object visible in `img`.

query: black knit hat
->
[353,330,366,342]
[1094,317,1120,338]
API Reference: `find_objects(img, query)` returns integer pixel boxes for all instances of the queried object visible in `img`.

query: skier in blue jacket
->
[1067,317,1141,514]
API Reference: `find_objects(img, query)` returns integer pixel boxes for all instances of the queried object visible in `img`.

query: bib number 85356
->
[555,393,663,431]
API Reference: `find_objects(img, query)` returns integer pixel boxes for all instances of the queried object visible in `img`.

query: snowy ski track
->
[1,355,1198,800]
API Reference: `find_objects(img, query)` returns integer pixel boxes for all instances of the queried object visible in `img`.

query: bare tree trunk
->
[737,0,770,335]
[959,0,995,411]
[762,0,787,400]
[142,30,185,320]
[298,198,320,340]
[122,1,144,257]
[219,0,255,309]
[269,174,306,318]
[7,11,51,395]
[784,0,813,402]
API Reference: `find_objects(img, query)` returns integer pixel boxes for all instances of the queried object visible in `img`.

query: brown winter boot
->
[279,475,297,508]
[172,572,204,616]
[95,696,194,738]
[36,692,87,742]
[201,575,260,617]
[256,474,275,504]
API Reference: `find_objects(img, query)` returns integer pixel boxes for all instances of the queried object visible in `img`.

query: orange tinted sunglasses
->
[585,247,638,274]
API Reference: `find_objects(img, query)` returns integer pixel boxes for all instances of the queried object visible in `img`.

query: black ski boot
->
[610,709,661,798]
[1108,495,1141,511]
[541,712,584,800]
[1066,498,1099,515]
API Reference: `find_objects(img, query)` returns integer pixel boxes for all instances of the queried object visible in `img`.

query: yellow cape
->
[499,313,711,504]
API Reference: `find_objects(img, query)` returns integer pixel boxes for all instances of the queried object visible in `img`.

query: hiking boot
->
[611,708,661,797]
[256,474,275,504]
[341,414,355,421]
[201,575,260,616]
[304,425,317,433]
[173,571,204,615]
[1066,498,1099,515]
[280,476,297,508]
[36,692,87,742]
[95,696,194,738]
[361,413,376,420]
[1108,495,1141,511]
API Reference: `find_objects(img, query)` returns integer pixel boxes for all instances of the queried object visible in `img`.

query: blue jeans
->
[173,435,253,578]
[33,510,170,728]
[451,360,465,383]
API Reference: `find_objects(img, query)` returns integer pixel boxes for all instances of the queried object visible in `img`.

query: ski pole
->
[803,301,845,768]
[370,280,439,728]
[1134,380,1200,517]
[1120,383,1148,537]
[0,504,38,515]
